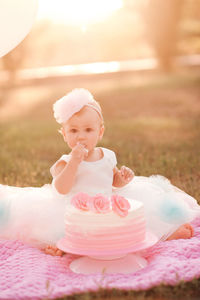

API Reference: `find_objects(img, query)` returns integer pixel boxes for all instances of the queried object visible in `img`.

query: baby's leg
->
[44,245,64,256]
[167,223,194,240]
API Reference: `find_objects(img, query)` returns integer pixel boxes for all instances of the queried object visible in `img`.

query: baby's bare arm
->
[54,159,79,194]
[54,143,88,195]
[113,166,134,187]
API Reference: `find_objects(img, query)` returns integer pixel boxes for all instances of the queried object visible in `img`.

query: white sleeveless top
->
[50,147,117,199]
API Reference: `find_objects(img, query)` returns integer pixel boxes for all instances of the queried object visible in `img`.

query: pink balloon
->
[0,0,38,58]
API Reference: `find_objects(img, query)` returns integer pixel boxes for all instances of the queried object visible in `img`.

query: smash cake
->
[57,193,157,256]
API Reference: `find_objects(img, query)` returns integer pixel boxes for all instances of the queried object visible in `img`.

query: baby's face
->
[62,106,104,151]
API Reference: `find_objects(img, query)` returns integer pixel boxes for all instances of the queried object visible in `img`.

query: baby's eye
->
[86,128,93,132]
[70,128,77,133]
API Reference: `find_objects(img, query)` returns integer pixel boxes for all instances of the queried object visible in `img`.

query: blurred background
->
[0,0,200,78]
[0,0,199,202]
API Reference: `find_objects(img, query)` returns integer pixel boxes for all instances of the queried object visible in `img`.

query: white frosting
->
[65,199,144,230]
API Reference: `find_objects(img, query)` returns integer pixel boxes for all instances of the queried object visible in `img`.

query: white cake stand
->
[57,231,158,274]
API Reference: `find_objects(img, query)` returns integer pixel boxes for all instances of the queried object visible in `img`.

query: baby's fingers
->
[121,166,134,181]
[127,171,134,181]
[120,166,127,176]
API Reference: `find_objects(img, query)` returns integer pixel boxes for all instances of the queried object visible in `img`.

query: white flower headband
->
[53,88,103,124]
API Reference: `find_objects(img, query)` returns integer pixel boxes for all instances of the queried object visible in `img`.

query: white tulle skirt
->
[0,175,200,248]
[0,184,66,248]
[113,176,200,240]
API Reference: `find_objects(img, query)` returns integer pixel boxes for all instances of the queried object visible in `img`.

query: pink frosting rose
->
[90,194,111,214]
[71,192,92,211]
[111,194,131,217]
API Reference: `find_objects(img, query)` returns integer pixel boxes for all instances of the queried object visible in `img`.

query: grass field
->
[0,69,200,299]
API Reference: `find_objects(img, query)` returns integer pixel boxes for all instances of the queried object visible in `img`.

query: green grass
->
[47,277,200,300]
[0,71,200,299]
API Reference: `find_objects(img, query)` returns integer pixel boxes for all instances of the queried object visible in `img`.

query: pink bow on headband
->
[53,88,102,124]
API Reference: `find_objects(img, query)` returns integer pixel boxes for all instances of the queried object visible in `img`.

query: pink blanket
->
[1,218,200,300]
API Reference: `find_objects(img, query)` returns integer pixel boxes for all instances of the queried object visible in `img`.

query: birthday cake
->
[57,193,150,256]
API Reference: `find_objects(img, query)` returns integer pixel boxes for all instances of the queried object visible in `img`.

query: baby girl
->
[45,88,196,255]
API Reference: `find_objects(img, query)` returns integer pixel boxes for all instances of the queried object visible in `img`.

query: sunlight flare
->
[38,0,123,25]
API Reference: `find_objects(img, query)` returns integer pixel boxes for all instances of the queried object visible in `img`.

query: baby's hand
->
[113,166,134,187]
[71,143,88,164]
[120,166,134,183]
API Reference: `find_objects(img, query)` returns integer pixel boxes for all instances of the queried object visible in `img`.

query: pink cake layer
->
[65,228,145,243]
[57,231,158,256]
[63,220,146,252]
[63,231,146,250]
[65,217,145,236]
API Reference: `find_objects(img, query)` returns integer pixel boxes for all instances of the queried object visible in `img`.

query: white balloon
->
[0,0,38,58]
